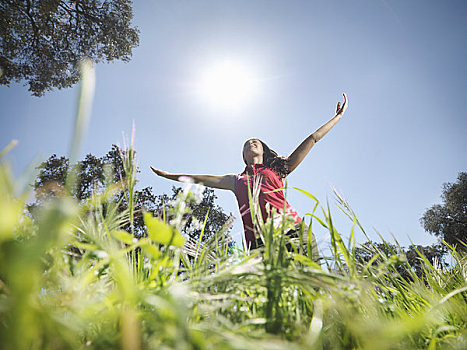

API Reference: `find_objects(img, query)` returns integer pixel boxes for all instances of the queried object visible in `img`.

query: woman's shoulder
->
[259,166,286,184]
[238,164,285,180]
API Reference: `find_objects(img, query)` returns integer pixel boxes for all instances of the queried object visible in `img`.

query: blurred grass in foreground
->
[0,63,466,349]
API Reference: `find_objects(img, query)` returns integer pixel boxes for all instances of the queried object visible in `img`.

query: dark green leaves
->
[0,0,139,96]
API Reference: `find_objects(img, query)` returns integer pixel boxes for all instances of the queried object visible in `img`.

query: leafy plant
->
[0,62,466,349]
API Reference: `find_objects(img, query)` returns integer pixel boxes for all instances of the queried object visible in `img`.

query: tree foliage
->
[161,186,234,242]
[31,145,233,243]
[420,172,467,251]
[355,241,447,281]
[0,0,139,96]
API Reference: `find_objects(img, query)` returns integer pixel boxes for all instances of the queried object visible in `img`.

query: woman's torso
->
[233,164,301,246]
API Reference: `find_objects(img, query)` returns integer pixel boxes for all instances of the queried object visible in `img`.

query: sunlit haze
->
[1,1,466,249]
[195,60,258,111]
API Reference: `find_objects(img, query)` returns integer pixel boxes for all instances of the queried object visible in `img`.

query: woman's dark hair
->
[242,139,289,178]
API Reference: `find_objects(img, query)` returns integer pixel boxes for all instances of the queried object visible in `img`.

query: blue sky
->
[1,0,466,250]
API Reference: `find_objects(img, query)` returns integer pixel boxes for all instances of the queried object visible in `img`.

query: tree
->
[420,172,467,251]
[0,0,139,96]
[33,144,123,202]
[355,241,447,281]
[158,186,234,242]
[404,244,447,276]
[31,145,234,243]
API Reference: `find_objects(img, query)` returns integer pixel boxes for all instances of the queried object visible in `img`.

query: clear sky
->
[1,0,466,250]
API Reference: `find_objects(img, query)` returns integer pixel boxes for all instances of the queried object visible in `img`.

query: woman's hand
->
[150,166,168,177]
[336,93,348,116]
[150,166,235,191]
[286,92,349,174]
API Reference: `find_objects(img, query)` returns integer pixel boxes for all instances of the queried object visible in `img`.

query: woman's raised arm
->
[150,166,236,191]
[285,93,348,174]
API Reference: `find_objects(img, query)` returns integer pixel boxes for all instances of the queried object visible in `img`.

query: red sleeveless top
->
[233,164,301,247]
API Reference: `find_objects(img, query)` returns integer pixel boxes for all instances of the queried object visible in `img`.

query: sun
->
[196,60,258,111]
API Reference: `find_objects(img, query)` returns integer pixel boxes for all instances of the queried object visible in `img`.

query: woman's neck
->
[247,155,263,166]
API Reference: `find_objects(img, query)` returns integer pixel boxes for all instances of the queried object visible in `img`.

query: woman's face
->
[243,138,264,162]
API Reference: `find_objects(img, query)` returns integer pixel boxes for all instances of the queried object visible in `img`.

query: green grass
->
[0,63,466,349]
[1,142,466,350]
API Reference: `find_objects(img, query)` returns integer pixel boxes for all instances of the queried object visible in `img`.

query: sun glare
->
[196,60,258,111]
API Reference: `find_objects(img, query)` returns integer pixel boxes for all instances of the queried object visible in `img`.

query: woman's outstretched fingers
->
[337,93,348,115]
[150,166,164,176]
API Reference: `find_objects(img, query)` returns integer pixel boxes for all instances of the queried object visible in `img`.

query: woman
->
[151,93,348,254]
